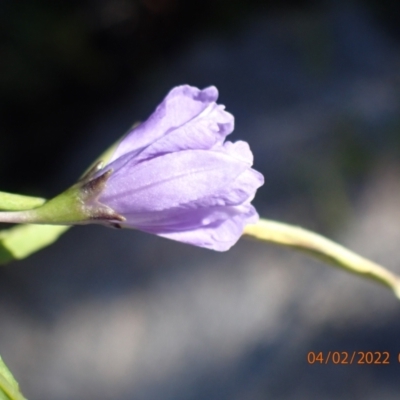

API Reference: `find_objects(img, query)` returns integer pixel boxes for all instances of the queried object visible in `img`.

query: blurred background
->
[1,0,400,398]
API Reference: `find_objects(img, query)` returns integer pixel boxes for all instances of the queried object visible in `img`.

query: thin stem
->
[0,373,27,400]
[0,210,40,224]
[0,191,45,211]
[243,219,400,300]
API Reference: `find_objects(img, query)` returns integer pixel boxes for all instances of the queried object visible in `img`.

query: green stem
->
[244,219,400,300]
[0,373,27,400]
[0,192,45,211]
[0,210,39,224]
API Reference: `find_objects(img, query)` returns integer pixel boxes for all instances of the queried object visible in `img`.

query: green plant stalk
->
[0,164,123,226]
[0,192,45,211]
[0,372,26,400]
[244,219,400,299]
[0,185,86,225]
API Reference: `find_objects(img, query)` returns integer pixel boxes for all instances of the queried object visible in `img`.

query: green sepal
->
[22,165,124,225]
[0,134,125,264]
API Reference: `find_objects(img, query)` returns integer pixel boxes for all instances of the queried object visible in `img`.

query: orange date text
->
[307,351,390,365]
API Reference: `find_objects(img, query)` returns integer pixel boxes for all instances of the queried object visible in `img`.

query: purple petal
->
[101,149,254,214]
[158,204,259,251]
[121,203,259,251]
[221,140,254,164]
[109,85,225,163]
[130,103,234,164]
[94,85,264,251]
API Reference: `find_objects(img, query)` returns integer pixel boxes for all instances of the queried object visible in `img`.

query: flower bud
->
[94,85,264,251]
[0,85,264,252]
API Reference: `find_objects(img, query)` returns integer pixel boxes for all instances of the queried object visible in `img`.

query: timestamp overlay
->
[306,351,400,365]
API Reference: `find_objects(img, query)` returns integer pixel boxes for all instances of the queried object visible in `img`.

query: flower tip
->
[196,85,219,102]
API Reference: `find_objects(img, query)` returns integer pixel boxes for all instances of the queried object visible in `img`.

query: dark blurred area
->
[2,0,400,399]
[0,0,309,194]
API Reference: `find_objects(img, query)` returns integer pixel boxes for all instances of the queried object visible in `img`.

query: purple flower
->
[98,85,264,251]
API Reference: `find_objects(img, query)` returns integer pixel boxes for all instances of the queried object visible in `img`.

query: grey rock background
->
[2,1,400,399]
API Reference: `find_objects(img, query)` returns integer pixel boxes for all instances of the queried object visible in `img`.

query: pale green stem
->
[0,191,45,211]
[0,210,43,224]
[0,170,123,226]
[0,373,27,400]
[244,219,400,300]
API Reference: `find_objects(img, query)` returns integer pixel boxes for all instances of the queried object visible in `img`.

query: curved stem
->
[244,219,400,300]
[0,373,27,400]
[0,191,45,211]
[0,209,42,224]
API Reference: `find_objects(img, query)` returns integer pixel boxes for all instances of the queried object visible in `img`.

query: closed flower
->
[96,85,264,251]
